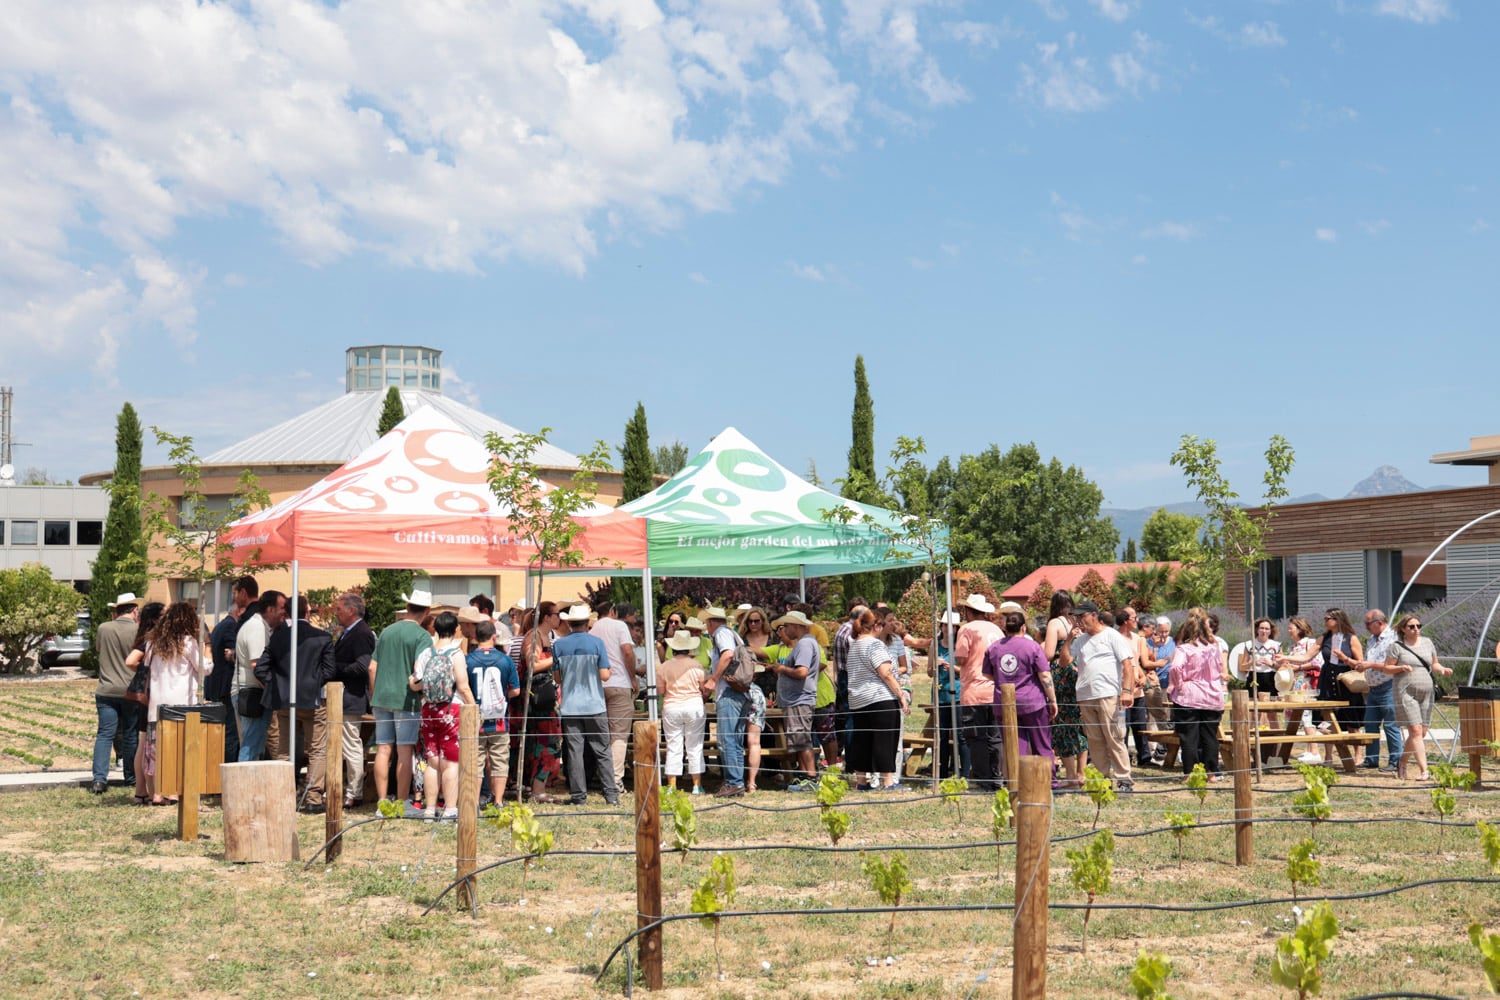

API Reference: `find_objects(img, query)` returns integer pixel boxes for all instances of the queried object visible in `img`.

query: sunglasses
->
[1406,623,1422,630]
[746,617,763,624]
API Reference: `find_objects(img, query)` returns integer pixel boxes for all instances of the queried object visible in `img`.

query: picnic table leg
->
[1164,741,1179,771]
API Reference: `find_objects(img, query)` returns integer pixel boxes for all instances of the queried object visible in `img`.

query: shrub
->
[1075,569,1114,612]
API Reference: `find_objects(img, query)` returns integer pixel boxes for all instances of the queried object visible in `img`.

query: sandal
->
[746,783,757,793]
[133,795,150,806]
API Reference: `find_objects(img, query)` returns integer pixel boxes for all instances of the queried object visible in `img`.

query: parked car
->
[40,613,90,667]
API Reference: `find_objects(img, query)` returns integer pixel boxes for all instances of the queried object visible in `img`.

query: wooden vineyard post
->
[999,683,1021,800]
[178,712,203,842]
[633,720,663,991]
[456,704,481,913]
[1231,690,1253,866]
[1012,755,1051,1000]
[324,683,345,863]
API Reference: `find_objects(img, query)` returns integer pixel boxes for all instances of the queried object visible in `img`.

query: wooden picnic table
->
[1146,698,1379,774]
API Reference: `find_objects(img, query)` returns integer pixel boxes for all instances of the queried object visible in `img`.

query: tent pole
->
[289,558,300,802]
[944,565,958,784]
[641,568,658,724]
[798,566,806,603]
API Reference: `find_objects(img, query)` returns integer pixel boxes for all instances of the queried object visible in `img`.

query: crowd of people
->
[90,580,1453,811]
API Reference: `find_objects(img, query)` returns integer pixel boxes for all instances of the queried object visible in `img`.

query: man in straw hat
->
[955,593,1003,790]
[554,603,620,806]
[702,606,748,796]
[770,610,822,788]
[90,593,142,795]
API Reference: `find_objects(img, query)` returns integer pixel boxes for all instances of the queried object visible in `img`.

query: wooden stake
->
[1231,690,1253,866]
[178,712,202,842]
[1012,755,1051,1000]
[325,683,344,864]
[999,683,1021,801]
[633,720,663,991]
[456,703,481,912]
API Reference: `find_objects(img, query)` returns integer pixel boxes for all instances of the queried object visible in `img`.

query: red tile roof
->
[1001,562,1183,602]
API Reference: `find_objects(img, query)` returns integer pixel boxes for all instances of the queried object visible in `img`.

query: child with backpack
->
[409,611,476,821]
[466,618,521,806]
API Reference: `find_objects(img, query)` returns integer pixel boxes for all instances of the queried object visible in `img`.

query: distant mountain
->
[1346,465,1422,498]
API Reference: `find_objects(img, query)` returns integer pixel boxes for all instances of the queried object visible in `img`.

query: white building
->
[0,484,109,589]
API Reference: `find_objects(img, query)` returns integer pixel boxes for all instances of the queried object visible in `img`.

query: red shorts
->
[420,702,461,762]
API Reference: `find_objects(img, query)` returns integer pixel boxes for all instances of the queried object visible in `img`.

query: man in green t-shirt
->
[368,589,434,806]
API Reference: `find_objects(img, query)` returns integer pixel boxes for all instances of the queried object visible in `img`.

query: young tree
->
[83,402,148,673]
[1169,435,1295,620]
[652,441,689,478]
[1140,508,1204,562]
[364,387,414,630]
[0,564,86,674]
[1122,537,1138,562]
[143,428,274,613]
[619,401,655,503]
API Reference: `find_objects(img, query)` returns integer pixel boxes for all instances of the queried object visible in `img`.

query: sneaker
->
[714,786,745,798]
[786,777,819,792]
[883,783,906,792]
[1116,781,1135,793]
[1359,759,1381,769]
[1296,752,1323,765]
[422,808,437,823]
[689,786,704,796]
[856,782,879,791]
[441,807,459,821]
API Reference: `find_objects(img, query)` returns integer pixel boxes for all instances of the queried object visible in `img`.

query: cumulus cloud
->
[1089,0,1134,22]
[1315,227,1339,242]
[1188,15,1288,48]
[1019,30,1160,112]
[788,261,826,281]
[1374,0,1452,24]
[0,0,963,364]
[1359,219,1391,236]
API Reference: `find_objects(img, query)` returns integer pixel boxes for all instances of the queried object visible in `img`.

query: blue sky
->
[1,0,1495,509]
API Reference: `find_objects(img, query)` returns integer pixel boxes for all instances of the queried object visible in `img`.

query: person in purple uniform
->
[983,601,1057,765]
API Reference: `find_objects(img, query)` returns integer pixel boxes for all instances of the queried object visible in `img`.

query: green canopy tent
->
[590,427,955,775]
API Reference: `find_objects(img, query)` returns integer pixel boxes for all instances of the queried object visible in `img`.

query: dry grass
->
[3,679,1500,997]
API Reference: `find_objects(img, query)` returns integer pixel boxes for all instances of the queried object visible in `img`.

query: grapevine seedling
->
[1164,809,1195,864]
[1291,776,1331,844]
[1271,900,1338,1000]
[1293,761,1339,789]
[816,766,849,808]
[660,787,698,867]
[691,854,737,978]
[938,775,968,825]
[1431,760,1477,792]
[1469,922,1500,993]
[1130,950,1177,1000]
[483,802,554,895]
[376,797,404,842]
[1286,839,1321,903]
[1065,829,1114,956]
[1082,765,1117,830]
[862,851,913,956]
[821,807,851,848]
[1432,786,1456,850]
[1477,820,1500,874]
[992,788,1014,878]
[1186,763,1208,819]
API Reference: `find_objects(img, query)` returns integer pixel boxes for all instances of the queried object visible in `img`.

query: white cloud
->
[1132,253,1148,265]
[908,256,934,270]
[1032,0,1069,22]
[788,260,826,281]
[688,271,708,284]
[1188,15,1288,48]
[1470,219,1492,234]
[1315,228,1339,242]
[0,0,966,365]
[1140,221,1199,241]
[1089,0,1134,23]
[1051,191,1097,240]
[1359,219,1391,236]
[1374,0,1452,24]
[1019,38,1110,112]
[941,20,1019,48]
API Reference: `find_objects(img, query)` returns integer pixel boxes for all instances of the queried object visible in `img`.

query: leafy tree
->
[652,441,689,478]
[0,564,86,674]
[943,443,1118,579]
[1122,537,1138,562]
[1170,434,1294,618]
[1141,508,1204,562]
[1112,564,1172,612]
[1074,569,1114,612]
[1167,564,1223,608]
[365,388,413,630]
[619,402,654,503]
[83,402,147,673]
[143,427,273,612]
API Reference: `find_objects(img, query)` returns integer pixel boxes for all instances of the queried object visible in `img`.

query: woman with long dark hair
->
[1043,591,1086,787]
[1318,608,1365,763]
[141,601,209,806]
[127,602,165,804]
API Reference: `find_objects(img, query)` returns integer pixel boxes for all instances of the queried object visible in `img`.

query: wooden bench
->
[1143,728,1378,773]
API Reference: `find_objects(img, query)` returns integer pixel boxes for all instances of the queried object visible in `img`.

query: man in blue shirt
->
[552,604,619,805]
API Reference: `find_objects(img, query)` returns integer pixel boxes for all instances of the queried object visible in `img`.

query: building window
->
[44,521,70,545]
[428,575,498,608]
[10,520,37,545]
[0,521,5,544]
[179,495,234,528]
[76,521,103,545]
[354,369,369,389]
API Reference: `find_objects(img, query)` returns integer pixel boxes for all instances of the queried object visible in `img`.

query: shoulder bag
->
[124,652,151,706]
[1394,641,1432,671]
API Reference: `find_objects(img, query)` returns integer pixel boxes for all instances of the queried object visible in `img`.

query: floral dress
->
[1046,619,1087,758]
[508,634,563,790]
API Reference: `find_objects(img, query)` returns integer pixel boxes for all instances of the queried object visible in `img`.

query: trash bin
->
[157,703,226,796]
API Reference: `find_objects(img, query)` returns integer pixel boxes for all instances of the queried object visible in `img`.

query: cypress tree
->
[844,355,875,502]
[843,355,883,600]
[364,388,414,630]
[83,403,148,672]
[1123,537,1138,562]
[620,402,654,503]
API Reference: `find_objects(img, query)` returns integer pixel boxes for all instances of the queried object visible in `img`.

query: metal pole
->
[944,566,959,782]
[641,569,658,724]
[1391,508,1500,623]
[798,565,806,603]
[289,559,299,795]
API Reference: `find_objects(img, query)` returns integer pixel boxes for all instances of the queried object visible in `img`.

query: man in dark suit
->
[323,592,377,808]
[255,594,334,812]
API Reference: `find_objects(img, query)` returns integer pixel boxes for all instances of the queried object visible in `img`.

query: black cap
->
[1074,600,1099,614]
